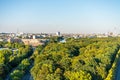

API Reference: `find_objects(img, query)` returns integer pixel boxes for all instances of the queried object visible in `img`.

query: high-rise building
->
[56,32,60,36]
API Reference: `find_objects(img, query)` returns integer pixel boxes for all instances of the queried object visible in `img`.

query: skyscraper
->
[56,32,60,36]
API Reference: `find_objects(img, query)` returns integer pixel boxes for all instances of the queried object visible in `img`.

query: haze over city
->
[0,0,120,33]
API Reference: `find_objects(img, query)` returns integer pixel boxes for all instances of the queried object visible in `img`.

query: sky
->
[0,0,120,33]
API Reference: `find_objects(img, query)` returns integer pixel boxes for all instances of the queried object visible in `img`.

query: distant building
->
[60,39,66,43]
[33,35,36,39]
[22,39,49,47]
[73,35,80,39]
[0,39,4,42]
[56,32,60,36]
[97,34,108,38]
[7,38,22,43]
[16,32,24,36]
[7,37,49,47]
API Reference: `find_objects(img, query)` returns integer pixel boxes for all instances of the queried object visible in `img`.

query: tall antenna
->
[114,27,117,35]
[17,28,19,33]
[114,27,120,35]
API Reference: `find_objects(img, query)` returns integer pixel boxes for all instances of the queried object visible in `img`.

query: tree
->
[64,70,92,80]
[0,64,8,79]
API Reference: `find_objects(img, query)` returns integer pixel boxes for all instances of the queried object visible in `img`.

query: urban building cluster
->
[0,31,120,46]
[62,32,120,39]
[0,32,50,47]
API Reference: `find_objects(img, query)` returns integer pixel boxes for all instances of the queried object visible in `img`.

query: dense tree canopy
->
[1,38,120,80]
[31,37,120,80]
[0,42,33,80]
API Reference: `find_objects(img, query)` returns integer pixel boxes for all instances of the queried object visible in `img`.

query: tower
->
[56,31,60,36]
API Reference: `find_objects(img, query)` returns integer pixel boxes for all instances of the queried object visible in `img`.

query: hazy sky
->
[0,0,120,33]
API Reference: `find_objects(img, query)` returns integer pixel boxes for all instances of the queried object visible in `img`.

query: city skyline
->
[0,0,120,33]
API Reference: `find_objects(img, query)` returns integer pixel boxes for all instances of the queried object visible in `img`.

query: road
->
[5,66,33,80]
[5,61,34,80]
[22,63,33,80]
[5,67,17,80]
[5,47,35,80]
[22,71,33,80]
[20,47,35,80]
[115,59,120,80]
